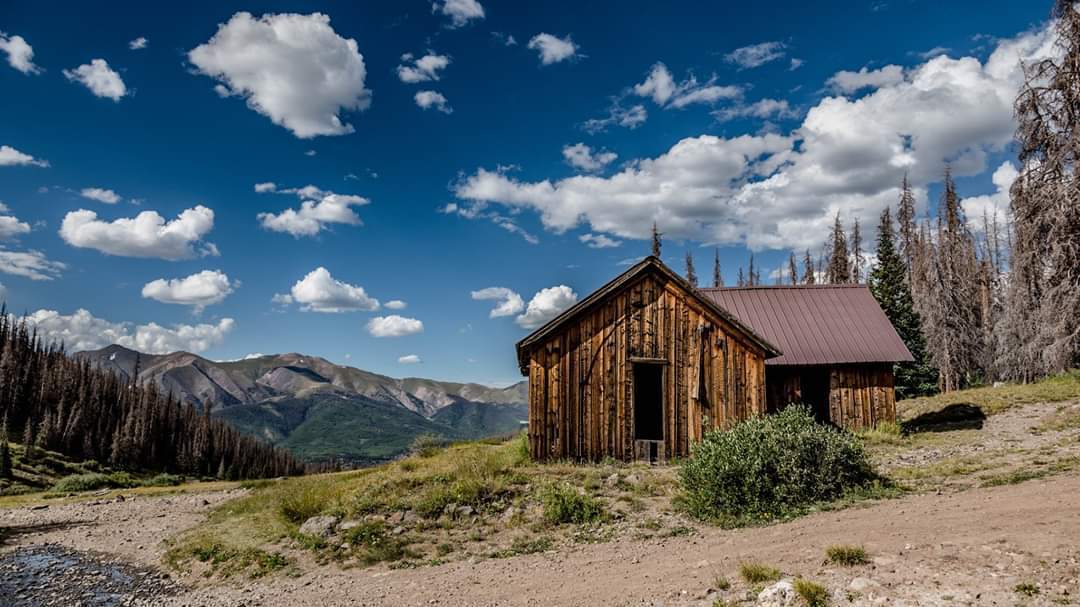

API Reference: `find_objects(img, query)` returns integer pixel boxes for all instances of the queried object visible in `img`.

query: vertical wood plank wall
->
[526,274,767,461]
[762,364,897,431]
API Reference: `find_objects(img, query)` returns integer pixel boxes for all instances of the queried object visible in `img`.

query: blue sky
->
[0,1,1056,386]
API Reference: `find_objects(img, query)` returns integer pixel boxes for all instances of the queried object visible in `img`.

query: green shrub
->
[51,472,140,493]
[825,544,869,566]
[539,483,605,524]
[793,579,829,606]
[739,561,781,584]
[144,473,183,487]
[410,434,444,458]
[679,406,878,524]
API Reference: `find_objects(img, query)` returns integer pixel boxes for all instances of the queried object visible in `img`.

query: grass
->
[739,561,781,584]
[898,370,1080,420]
[1014,582,1040,597]
[487,535,553,558]
[825,544,869,566]
[712,575,731,591]
[793,579,829,607]
[539,482,606,524]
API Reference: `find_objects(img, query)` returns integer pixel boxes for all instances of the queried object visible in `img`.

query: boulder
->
[298,515,340,538]
[757,580,797,607]
[338,520,363,532]
[849,577,882,593]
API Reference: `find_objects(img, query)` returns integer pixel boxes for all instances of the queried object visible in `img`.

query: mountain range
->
[74,345,528,464]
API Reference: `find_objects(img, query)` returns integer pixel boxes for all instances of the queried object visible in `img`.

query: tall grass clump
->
[679,406,879,524]
[539,482,606,524]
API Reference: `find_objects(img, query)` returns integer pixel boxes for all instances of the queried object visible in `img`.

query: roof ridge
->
[698,284,868,291]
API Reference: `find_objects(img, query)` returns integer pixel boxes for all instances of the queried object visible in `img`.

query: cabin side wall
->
[763,363,897,430]
[526,274,767,462]
[827,363,896,430]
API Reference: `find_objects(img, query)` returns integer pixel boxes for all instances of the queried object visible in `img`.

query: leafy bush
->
[539,483,605,524]
[51,472,140,493]
[679,406,878,524]
[144,473,183,487]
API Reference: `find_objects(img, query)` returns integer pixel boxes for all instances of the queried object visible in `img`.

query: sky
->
[0,0,1059,387]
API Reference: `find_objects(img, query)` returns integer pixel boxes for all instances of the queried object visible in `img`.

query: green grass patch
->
[539,483,606,525]
[739,561,781,584]
[51,472,141,493]
[165,537,290,578]
[825,544,869,566]
[793,579,829,607]
[488,535,553,558]
[898,370,1080,420]
[1014,582,1040,597]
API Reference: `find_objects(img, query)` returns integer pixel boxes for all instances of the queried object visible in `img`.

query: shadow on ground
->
[902,403,987,434]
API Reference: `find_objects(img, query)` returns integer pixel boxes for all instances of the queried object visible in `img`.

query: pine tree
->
[737,267,746,287]
[787,253,798,285]
[712,248,723,287]
[747,254,757,286]
[825,213,851,284]
[802,249,816,285]
[896,173,918,282]
[684,251,698,287]
[650,222,662,257]
[869,207,938,398]
[1002,0,1080,377]
[850,217,865,283]
[1,413,11,479]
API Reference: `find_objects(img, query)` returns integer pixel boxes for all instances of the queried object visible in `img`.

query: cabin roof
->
[515,256,781,374]
[697,284,914,366]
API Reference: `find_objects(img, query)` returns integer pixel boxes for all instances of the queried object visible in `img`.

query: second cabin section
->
[516,257,781,462]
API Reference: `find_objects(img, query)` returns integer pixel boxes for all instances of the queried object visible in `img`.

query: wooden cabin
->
[516,257,781,463]
[699,285,913,431]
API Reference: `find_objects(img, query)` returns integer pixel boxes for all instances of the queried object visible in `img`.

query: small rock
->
[29,504,49,511]
[339,520,363,532]
[401,510,420,524]
[392,526,406,535]
[298,515,340,538]
[455,505,475,519]
[757,580,797,607]
[849,577,881,593]
[605,473,619,485]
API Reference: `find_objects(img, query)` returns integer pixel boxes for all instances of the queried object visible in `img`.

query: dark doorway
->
[633,363,664,440]
[800,369,830,422]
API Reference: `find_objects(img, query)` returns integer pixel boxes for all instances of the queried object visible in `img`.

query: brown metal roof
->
[698,284,913,366]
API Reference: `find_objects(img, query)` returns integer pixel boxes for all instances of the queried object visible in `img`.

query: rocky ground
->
[2,397,1079,606]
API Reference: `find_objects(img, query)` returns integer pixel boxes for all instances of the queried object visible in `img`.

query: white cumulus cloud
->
[188,12,371,138]
[384,299,407,310]
[579,233,621,248]
[471,287,525,318]
[21,308,234,354]
[79,187,121,204]
[63,59,127,101]
[129,37,148,50]
[826,64,905,94]
[398,354,422,364]
[527,33,579,65]
[256,184,369,237]
[0,213,31,240]
[0,145,49,167]
[432,0,485,28]
[451,24,1056,252]
[141,270,235,311]
[0,32,41,74]
[59,205,217,260]
[962,161,1017,233]
[397,52,450,83]
[633,63,741,109]
[367,315,423,338]
[724,41,786,69]
[0,248,65,280]
[287,267,379,313]
[414,90,452,113]
[515,286,577,329]
[562,143,617,172]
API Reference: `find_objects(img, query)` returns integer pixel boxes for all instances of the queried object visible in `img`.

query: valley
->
[75,345,528,464]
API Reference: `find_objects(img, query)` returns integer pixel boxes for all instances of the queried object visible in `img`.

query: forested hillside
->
[0,312,303,483]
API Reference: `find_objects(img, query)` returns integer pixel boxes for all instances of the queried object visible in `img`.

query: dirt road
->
[3,471,1078,606]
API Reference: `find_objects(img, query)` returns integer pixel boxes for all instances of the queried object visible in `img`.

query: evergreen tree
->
[896,173,918,282]
[712,248,723,287]
[737,267,746,287]
[869,208,938,398]
[650,222,662,257]
[825,213,851,283]
[1,413,11,479]
[802,249,816,285]
[787,252,798,286]
[850,217,865,283]
[684,251,698,287]
[747,254,757,286]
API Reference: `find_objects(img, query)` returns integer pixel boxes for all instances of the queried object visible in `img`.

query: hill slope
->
[75,345,528,463]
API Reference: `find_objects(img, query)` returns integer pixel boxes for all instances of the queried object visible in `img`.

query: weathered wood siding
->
[763,363,897,431]
[525,273,767,461]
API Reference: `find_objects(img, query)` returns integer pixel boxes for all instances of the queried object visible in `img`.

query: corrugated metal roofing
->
[698,285,914,366]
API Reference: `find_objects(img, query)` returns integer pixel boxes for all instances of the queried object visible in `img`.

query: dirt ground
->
[3,398,1079,606]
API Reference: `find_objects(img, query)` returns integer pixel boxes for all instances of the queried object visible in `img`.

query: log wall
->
[525,273,767,461]
[764,363,897,431]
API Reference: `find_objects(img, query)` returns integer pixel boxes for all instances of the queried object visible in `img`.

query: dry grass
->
[739,561,781,584]
[825,544,869,566]
[898,370,1080,421]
